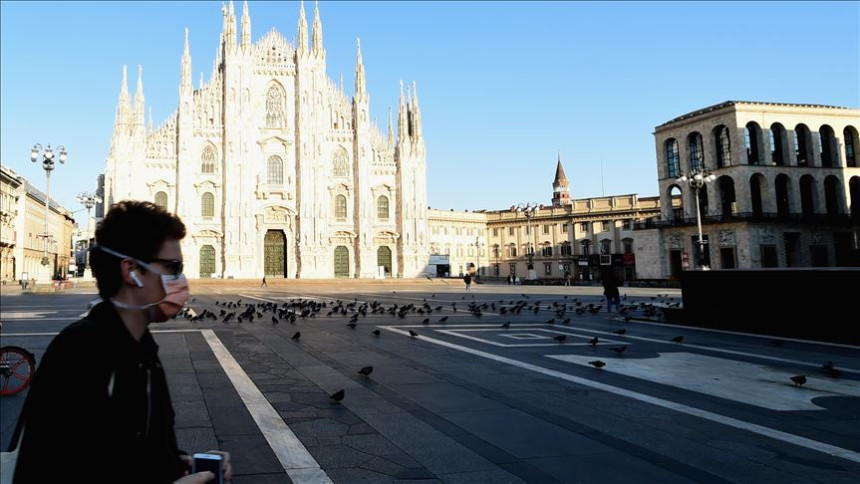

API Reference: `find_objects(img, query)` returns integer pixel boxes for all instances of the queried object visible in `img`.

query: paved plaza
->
[1,279,858,483]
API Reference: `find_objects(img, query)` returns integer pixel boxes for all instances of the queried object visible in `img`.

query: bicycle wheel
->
[0,346,36,396]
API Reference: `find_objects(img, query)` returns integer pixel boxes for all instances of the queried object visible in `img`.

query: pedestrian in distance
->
[9,201,231,484]
[602,269,622,313]
[261,275,268,287]
[464,272,472,291]
[507,274,512,285]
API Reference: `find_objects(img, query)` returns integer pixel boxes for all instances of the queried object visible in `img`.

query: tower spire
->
[355,37,366,101]
[241,0,251,48]
[312,0,323,54]
[552,153,571,206]
[411,81,422,140]
[297,0,308,53]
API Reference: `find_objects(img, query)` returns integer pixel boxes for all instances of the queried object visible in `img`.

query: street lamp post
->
[516,202,538,280]
[676,168,716,270]
[31,143,67,282]
[76,191,102,279]
[473,236,484,278]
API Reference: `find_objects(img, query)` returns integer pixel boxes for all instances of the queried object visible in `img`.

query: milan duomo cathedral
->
[104,1,429,279]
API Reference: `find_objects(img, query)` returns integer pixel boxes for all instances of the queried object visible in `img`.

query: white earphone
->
[130,271,144,288]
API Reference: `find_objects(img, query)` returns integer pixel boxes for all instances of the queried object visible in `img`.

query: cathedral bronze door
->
[264,230,287,277]
[377,246,392,276]
[333,246,349,278]
[199,245,216,278]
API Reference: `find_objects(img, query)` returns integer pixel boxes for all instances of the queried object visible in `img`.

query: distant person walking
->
[602,270,621,313]
[464,273,472,291]
[261,275,268,287]
[507,275,512,285]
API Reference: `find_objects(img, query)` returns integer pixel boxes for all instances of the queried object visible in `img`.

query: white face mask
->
[98,246,190,322]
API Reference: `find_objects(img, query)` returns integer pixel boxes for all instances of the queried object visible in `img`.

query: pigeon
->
[588,336,599,346]
[422,318,430,324]
[272,316,279,325]
[545,318,555,326]
[821,361,842,378]
[439,316,448,323]
[408,330,418,338]
[553,334,567,343]
[769,339,785,347]
[790,375,807,387]
[609,346,627,355]
[612,328,627,336]
[588,360,606,370]
[330,389,345,402]
[290,331,301,341]
[501,322,511,329]
[372,329,381,336]
[670,335,684,343]
[357,366,373,376]
[347,322,357,329]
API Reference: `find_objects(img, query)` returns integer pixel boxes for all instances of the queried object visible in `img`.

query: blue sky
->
[2,1,858,217]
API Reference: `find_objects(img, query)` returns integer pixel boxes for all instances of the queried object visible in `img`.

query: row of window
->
[487,220,632,237]
[665,123,858,177]
[154,191,392,220]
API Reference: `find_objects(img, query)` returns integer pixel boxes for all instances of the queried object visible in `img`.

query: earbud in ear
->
[130,271,144,288]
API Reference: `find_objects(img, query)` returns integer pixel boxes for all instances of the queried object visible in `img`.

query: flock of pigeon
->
[177,292,842,401]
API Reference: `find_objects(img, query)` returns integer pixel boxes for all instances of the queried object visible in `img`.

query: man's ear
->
[120,258,140,287]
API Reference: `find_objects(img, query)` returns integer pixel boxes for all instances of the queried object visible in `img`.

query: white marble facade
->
[104,1,428,279]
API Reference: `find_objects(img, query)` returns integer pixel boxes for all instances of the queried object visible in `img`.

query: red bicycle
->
[0,345,36,396]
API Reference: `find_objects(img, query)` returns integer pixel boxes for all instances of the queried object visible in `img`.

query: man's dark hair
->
[90,200,186,299]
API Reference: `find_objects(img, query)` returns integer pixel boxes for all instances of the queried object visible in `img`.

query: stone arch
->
[717,175,736,217]
[819,124,839,168]
[843,125,858,168]
[687,131,705,171]
[749,173,767,216]
[713,125,732,168]
[794,124,814,167]
[823,175,843,215]
[665,138,680,179]
[769,123,788,166]
[775,173,792,217]
[799,174,817,217]
[744,122,764,165]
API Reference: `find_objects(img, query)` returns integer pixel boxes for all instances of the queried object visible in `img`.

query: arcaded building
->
[640,101,860,278]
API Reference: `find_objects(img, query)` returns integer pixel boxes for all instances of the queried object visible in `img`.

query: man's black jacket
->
[12,302,187,483]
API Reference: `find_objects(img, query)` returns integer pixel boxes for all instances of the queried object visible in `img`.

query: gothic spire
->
[355,37,366,101]
[411,81,422,139]
[297,0,308,53]
[134,65,145,126]
[397,80,408,143]
[387,107,393,146]
[135,64,144,104]
[181,27,192,92]
[119,64,130,103]
[312,0,323,54]
[241,0,251,48]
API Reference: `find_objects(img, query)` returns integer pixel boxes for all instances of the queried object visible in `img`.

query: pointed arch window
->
[335,194,347,220]
[154,191,168,210]
[201,192,215,218]
[688,132,704,171]
[266,84,286,128]
[665,139,680,178]
[377,195,389,220]
[333,150,349,177]
[201,145,217,174]
[267,155,284,185]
